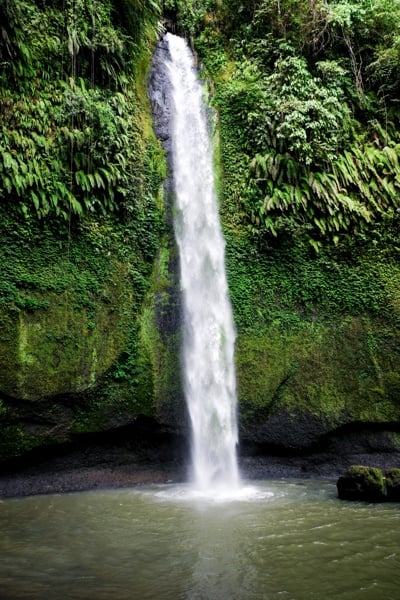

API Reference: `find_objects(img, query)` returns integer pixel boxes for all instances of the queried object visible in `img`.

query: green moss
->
[71,187,173,436]
[348,465,383,483]
[0,218,137,400]
[385,468,400,488]
[0,126,165,443]
[137,240,184,424]
[236,314,400,428]
[236,330,294,424]
[71,309,161,435]
[0,426,44,461]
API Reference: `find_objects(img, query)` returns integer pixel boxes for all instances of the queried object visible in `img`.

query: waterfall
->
[164,33,240,492]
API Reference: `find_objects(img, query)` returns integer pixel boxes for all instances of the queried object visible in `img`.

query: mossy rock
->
[385,468,400,501]
[235,311,400,450]
[0,263,133,400]
[337,465,387,502]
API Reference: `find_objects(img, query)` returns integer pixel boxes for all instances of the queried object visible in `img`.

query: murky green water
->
[0,480,398,599]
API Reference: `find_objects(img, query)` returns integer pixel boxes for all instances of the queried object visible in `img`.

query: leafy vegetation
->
[172,0,400,250]
[0,0,162,222]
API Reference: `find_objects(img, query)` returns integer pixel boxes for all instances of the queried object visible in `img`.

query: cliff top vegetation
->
[166,0,400,251]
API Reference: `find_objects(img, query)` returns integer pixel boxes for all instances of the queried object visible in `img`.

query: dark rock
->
[242,408,333,450]
[385,468,400,501]
[148,35,173,170]
[0,418,188,498]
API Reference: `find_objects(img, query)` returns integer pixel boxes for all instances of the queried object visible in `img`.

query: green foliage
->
[163,0,219,36]
[181,0,400,250]
[222,52,400,246]
[217,53,350,164]
[225,232,399,336]
[0,0,165,442]
[247,126,400,248]
[0,0,161,87]
[0,81,144,220]
[0,0,162,223]
[112,0,161,47]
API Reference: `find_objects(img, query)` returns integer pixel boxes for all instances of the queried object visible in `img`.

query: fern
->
[246,128,400,248]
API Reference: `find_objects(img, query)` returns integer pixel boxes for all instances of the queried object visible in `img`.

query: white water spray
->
[165,33,240,493]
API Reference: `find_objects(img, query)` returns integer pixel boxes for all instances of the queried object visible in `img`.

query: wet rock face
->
[241,408,331,451]
[147,35,185,432]
[148,36,173,158]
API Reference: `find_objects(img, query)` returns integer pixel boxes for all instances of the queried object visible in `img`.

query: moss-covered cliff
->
[0,0,171,460]
[1,0,400,467]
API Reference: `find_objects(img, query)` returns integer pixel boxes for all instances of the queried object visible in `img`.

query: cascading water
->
[165,33,240,492]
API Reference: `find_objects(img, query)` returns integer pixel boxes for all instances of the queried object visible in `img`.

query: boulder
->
[337,465,387,502]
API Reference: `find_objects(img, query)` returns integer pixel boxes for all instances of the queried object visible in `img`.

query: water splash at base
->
[138,482,276,505]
